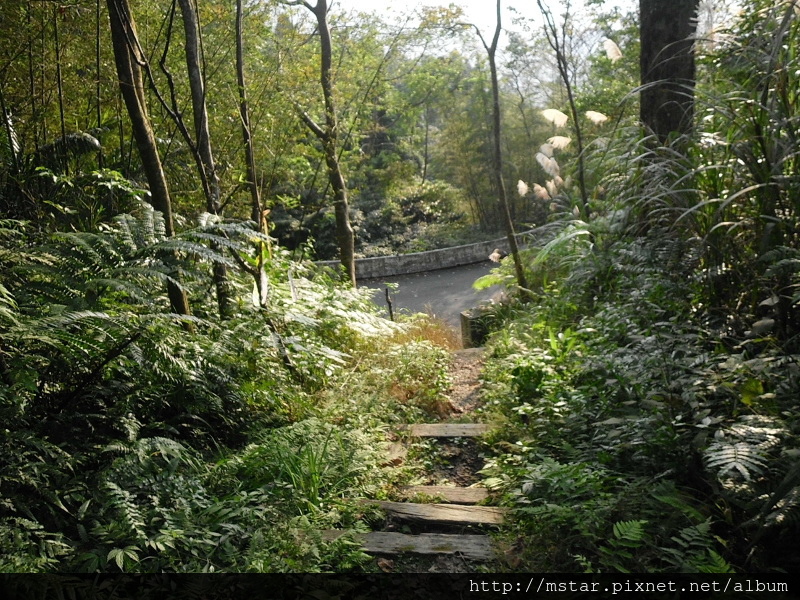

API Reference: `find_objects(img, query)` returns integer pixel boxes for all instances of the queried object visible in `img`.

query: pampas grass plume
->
[535,152,560,177]
[603,39,623,62]
[533,183,550,200]
[542,108,569,127]
[517,180,529,197]
[547,135,571,150]
[585,110,609,124]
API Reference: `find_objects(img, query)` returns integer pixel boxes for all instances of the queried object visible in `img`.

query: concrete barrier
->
[316,228,539,279]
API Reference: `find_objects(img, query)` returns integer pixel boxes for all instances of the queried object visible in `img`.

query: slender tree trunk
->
[27,2,38,154]
[421,106,430,183]
[177,0,232,317]
[40,8,47,146]
[315,0,355,287]
[53,7,67,173]
[476,0,529,294]
[106,0,191,316]
[236,0,270,305]
[117,91,126,173]
[536,0,589,214]
[177,0,219,212]
[289,0,356,287]
[0,84,19,174]
[95,0,103,167]
[639,0,699,143]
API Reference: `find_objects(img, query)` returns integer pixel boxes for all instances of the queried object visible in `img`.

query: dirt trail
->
[363,346,502,573]
[447,347,486,414]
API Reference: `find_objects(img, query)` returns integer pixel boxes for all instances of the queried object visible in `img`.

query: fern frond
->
[704,415,786,483]
[706,441,769,481]
[697,550,735,574]
[0,282,18,325]
[762,485,800,528]
[612,519,647,544]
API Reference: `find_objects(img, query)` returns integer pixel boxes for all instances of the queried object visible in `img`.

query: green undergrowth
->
[477,239,800,574]
[472,3,800,572]
[0,207,454,573]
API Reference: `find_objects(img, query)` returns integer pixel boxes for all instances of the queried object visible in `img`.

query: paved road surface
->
[360,261,505,327]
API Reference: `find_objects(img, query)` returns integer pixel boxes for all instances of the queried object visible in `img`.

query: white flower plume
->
[539,143,554,158]
[533,183,550,200]
[603,39,622,62]
[547,135,571,150]
[517,180,529,197]
[546,179,558,198]
[542,108,569,128]
[585,110,609,124]
[536,152,561,177]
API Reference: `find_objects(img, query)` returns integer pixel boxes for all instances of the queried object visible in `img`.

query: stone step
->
[405,423,491,437]
[400,485,489,504]
[366,500,506,526]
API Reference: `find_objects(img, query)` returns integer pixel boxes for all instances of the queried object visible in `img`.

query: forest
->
[1,0,800,576]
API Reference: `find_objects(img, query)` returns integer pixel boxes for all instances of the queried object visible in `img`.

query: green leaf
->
[612,520,647,542]
[107,548,125,570]
[473,272,507,290]
[740,378,763,406]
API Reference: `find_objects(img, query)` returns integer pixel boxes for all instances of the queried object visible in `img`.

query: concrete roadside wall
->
[316,228,538,279]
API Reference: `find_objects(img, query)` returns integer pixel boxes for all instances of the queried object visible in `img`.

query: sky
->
[336,0,522,24]
[333,0,542,35]
[329,0,637,50]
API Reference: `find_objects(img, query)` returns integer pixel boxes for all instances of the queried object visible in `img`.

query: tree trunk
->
[480,0,529,294]
[293,0,356,287]
[236,0,270,306]
[177,0,231,317]
[316,0,355,287]
[536,0,589,215]
[639,0,700,143]
[106,0,191,316]
[95,0,103,167]
[53,7,67,174]
[26,2,39,155]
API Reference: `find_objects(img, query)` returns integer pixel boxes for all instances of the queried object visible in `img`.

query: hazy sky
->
[328,0,637,50]
[332,0,538,33]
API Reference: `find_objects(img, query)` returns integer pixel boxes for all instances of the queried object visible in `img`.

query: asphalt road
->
[360,261,506,326]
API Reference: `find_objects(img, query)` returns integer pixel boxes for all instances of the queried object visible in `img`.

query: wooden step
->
[400,485,489,504]
[322,531,495,561]
[364,532,494,561]
[406,423,491,437]
[367,500,506,526]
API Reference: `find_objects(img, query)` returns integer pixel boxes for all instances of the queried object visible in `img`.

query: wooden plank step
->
[406,423,491,437]
[321,531,495,561]
[367,500,506,525]
[400,485,489,504]
[363,532,494,561]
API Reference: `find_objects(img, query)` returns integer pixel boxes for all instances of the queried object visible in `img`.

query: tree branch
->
[281,0,315,12]
[293,102,327,140]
